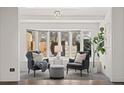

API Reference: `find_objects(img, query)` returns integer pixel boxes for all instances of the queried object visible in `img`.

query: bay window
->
[26,30,90,58]
[38,31,47,57]
[61,32,69,57]
[71,31,80,57]
[49,32,58,57]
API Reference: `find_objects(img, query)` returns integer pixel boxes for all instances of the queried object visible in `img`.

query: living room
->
[0,7,124,85]
[19,7,110,82]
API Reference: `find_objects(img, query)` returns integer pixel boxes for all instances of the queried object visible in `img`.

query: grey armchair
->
[66,51,90,77]
[26,51,49,77]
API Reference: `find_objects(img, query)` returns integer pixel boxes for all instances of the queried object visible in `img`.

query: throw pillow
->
[74,53,86,63]
[33,53,42,63]
[32,52,38,58]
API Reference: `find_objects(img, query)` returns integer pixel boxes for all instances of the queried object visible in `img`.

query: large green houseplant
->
[92,27,105,67]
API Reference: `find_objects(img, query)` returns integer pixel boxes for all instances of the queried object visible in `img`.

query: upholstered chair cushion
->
[74,53,86,63]
[33,53,43,63]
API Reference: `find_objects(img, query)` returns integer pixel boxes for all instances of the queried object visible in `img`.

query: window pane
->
[39,31,47,57]
[71,31,80,57]
[61,32,69,57]
[49,32,58,57]
[83,31,91,56]
[26,31,33,51]
[26,31,36,51]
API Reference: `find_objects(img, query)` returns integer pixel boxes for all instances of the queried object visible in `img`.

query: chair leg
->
[66,68,68,74]
[75,69,76,72]
[80,70,82,77]
[87,69,89,74]
[28,69,30,74]
[34,70,36,77]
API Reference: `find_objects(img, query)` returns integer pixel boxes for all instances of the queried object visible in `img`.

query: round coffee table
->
[49,65,64,79]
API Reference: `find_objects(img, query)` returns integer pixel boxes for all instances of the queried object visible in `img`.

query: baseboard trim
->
[0,81,18,85]
[112,77,124,82]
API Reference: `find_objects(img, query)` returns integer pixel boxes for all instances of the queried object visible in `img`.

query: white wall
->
[100,8,124,82]
[99,8,112,81]
[102,7,124,82]
[0,8,19,81]
[112,8,124,82]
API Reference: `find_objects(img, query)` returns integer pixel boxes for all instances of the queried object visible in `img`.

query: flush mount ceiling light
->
[54,10,62,18]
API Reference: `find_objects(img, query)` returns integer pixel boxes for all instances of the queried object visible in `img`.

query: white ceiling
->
[19,7,110,23]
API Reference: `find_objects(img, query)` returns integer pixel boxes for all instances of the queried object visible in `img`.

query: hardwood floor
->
[1,80,124,85]
[18,80,112,85]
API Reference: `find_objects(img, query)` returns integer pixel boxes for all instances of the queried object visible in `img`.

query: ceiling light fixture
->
[54,10,62,18]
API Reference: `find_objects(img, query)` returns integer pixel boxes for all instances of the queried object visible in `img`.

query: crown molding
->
[20,19,103,23]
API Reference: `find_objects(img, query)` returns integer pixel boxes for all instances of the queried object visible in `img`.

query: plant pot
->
[91,61,102,73]
[93,66,97,73]
[97,61,102,73]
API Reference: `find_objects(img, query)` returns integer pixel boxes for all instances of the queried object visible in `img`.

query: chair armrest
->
[69,58,75,63]
[43,58,49,63]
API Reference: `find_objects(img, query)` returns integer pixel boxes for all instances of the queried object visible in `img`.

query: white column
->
[47,31,50,58]
[69,31,72,58]
[58,32,61,56]
[34,31,39,51]
[80,30,84,52]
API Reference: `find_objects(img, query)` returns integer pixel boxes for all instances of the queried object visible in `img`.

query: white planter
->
[93,66,97,73]
[90,61,102,73]
[97,62,102,73]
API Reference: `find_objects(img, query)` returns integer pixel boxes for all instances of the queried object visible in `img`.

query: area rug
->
[20,69,110,81]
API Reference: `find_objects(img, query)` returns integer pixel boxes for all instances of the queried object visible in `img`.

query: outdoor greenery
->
[84,39,91,57]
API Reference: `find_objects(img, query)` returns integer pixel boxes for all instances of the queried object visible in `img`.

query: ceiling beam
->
[20,19,104,23]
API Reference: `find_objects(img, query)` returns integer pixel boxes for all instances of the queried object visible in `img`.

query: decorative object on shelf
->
[91,27,106,68]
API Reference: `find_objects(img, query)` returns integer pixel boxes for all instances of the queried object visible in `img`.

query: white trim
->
[20,19,103,23]
[69,31,72,58]
[112,77,124,82]
[27,28,94,32]
[80,30,84,51]
[58,32,61,56]
[47,31,50,58]
[18,10,20,81]
[34,31,39,50]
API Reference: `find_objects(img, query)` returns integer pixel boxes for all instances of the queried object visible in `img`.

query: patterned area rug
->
[20,69,110,81]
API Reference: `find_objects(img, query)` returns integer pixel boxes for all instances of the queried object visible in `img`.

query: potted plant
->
[91,27,105,69]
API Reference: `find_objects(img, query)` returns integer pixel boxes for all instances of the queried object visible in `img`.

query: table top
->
[50,64,64,68]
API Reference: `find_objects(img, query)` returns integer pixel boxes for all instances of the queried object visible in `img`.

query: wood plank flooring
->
[18,80,112,85]
[1,80,124,85]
